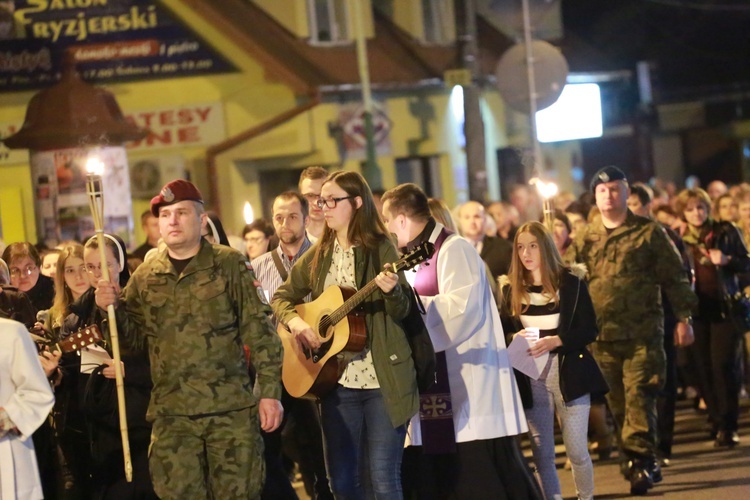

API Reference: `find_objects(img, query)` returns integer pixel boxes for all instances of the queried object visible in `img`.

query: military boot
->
[628,459,654,496]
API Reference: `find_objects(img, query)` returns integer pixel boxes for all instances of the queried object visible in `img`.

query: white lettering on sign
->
[125,102,226,151]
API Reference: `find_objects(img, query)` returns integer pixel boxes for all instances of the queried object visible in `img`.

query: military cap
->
[151,179,204,216]
[590,165,627,192]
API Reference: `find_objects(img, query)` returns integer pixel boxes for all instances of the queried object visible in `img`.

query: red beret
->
[150,179,204,216]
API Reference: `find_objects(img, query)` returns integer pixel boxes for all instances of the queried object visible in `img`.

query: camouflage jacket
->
[119,239,282,419]
[565,211,697,342]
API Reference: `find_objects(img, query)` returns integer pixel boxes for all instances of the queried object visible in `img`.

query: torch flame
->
[86,156,105,176]
[243,202,254,225]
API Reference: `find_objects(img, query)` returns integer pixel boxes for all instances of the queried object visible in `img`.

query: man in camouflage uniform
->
[96,179,283,499]
[565,166,697,496]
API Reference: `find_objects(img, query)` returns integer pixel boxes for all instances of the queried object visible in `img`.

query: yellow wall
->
[0,0,515,247]
[253,0,310,38]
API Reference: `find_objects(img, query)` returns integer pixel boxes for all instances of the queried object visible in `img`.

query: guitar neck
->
[328,260,403,324]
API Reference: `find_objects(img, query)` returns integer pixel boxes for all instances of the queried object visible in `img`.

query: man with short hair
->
[298,166,328,242]
[565,166,697,495]
[96,179,283,499]
[131,210,161,261]
[251,191,333,499]
[382,183,537,499]
[457,200,512,279]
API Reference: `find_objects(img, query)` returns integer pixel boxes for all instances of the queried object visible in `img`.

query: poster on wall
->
[0,0,237,91]
[0,122,26,165]
[30,146,133,247]
[338,101,392,161]
[129,153,184,198]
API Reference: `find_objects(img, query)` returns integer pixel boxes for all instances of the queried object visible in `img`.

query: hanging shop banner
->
[125,101,226,151]
[0,0,236,91]
[30,145,134,247]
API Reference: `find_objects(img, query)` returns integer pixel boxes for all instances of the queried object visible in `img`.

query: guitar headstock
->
[60,324,103,354]
[394,242,436,273]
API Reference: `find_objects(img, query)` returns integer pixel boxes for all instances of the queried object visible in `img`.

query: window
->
[308,0,350,44]
[395,156,442,198]
[422,0,451,45]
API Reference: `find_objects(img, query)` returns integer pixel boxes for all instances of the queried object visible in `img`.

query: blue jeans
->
[321,386,407,500]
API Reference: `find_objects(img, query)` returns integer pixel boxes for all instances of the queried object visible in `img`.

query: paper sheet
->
[507,334,549,380]
[80,345,112,374]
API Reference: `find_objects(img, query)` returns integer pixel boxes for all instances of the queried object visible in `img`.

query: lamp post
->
[85,155,133,483]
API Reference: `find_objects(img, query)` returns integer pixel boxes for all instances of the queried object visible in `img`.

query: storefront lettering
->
[16,3,158,43]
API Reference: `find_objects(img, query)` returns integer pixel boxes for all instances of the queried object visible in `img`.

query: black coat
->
[499,268,609,405]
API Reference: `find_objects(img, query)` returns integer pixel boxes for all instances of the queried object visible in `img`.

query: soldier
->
[565,166,697,496]
[95,179,283,499]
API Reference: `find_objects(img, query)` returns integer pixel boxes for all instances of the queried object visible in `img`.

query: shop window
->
[308,0,350,44]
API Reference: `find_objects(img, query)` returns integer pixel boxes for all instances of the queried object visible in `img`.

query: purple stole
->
[413,227,457,454]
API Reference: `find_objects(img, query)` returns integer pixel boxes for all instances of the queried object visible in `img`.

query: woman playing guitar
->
[273,171,419,498]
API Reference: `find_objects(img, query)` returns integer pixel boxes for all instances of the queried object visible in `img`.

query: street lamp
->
[85,154,133,483]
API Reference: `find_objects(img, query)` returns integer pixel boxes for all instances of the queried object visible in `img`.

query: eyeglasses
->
[316,196,354,209]
[85,262,116,274]
[10,265,38,278]
[245,236,268,244]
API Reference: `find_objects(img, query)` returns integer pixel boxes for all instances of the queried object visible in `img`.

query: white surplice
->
[0,318,55,500]
[405,224,527,446]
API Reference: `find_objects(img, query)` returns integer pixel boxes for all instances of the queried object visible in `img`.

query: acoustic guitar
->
[278,242,435,399]
[30,324,103,354]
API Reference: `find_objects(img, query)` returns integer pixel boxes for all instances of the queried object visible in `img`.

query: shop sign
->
[0,0,236,91]
[124,101,225,151]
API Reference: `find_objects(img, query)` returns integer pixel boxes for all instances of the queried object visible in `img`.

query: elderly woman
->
[676,188,750,447]
[2,243,54,314]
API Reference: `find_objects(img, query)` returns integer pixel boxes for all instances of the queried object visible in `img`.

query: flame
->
[85,156,105,176]
[243,202,254,225]
[531,178,558,199]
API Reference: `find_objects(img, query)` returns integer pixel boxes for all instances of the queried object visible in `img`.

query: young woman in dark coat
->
[64,234,156,499]
[499,221,607,500]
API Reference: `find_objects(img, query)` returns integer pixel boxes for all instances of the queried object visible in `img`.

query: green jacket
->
[564,211,697,341]
[120,239,282,419]
[272,238,419,428]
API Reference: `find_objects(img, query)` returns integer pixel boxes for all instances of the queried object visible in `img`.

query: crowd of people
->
[1,164,749,499]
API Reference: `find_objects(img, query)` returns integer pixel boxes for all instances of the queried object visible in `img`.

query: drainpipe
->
[205,93,321,217]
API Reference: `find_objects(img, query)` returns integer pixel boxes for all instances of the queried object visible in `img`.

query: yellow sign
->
[443,68,472,87]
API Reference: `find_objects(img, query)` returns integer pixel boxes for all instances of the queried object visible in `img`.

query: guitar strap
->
[271,250,289,282]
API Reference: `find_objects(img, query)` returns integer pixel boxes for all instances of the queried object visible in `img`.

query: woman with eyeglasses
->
[242,218,277,260]
[273,171,419,499]
[56,234,157,499]
[2,242,55,314]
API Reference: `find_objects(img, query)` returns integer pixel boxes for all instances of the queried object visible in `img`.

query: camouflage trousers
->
[591,337,666,459]
[149,407,265,499]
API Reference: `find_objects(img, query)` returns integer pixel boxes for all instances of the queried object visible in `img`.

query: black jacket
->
[0,285,36,328]
[499,267,609,405]
[685,220,750,299]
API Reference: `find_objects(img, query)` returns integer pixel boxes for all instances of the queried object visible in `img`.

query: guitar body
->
[278,286,367,399]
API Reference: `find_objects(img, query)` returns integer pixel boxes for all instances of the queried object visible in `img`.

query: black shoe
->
[620,460,631,480]
[715,430,740,448]
[629,464,654,496]
[647,459,663,483]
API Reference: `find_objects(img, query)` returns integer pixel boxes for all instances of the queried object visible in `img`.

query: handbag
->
[727,291,750,331]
